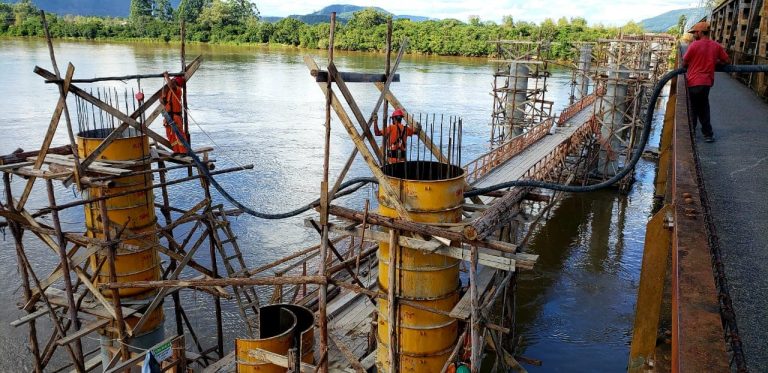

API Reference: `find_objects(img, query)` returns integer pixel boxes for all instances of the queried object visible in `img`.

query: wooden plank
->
[0,161,33,171]
[325,223,525,271]
[57,318,110,346]
[450,267,495,320]
[628,205,672,371]
[201,351,235,373]
[9,305,60,327]
[44,288,142,320]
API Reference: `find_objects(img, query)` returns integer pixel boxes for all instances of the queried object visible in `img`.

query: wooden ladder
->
[208,205,261,338]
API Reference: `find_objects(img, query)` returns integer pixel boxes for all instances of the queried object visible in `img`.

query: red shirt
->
[683,39,729,87]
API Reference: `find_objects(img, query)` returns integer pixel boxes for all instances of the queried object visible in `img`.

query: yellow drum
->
[376,161,466,373]
[236,306,298,373]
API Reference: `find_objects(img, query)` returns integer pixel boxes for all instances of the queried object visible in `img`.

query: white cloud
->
[256,0,699,26]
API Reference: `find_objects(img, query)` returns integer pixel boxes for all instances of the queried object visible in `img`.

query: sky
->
[257,0,702,26]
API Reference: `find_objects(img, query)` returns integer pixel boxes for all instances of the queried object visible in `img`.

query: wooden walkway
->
[474,104,595,198]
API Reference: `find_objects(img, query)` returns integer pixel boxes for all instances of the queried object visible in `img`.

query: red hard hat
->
[135,92,145,101]
[174,76,185,86]
[391,108,404,117]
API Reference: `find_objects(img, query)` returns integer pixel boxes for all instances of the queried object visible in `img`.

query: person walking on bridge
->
[374,108,421,164]
[683,21,730,143]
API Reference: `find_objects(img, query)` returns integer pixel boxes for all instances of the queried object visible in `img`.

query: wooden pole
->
[383,19,392,156]
[40,10,82,191]
[98,197,131,367]
[100,276,328,289]
[387,229,399,372]
[317,13,336,373]
[46,179,85,371]
[469,245,480,373]
[180,19,190,145]
[327,205,529,255]
[4,174,43,371]
[156,159,184,337]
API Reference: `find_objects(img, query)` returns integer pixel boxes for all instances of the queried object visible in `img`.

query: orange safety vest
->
[163,86,188,154]
[383,123,414,163]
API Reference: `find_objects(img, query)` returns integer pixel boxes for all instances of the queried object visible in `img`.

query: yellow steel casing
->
[375,340,454,373]
[376,161,465,372]
[377,291,460,353]
[236,306,297,373]
[77,129,160,299]
[378,246,460,299]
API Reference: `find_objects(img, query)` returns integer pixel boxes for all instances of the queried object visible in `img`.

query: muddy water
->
[0,38,663,372]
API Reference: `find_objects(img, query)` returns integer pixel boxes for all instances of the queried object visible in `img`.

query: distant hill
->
[0,0,181,17]
[640,7,708,32]
[269,4,433,24]
[2,1,433,24]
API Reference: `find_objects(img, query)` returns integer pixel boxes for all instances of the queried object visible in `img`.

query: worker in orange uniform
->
[373,108,421,164]
[162,71,189,154]
[683,21,730,143]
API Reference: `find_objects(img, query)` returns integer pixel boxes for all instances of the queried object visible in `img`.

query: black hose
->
[162,111,377,219]
[165,64,767,217]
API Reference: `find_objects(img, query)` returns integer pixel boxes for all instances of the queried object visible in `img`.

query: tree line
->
[0,0,647,60]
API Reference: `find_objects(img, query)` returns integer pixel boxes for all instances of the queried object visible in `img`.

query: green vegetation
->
[0,0,647,60]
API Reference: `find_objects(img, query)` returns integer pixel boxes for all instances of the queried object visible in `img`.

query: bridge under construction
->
[1,6,767,373]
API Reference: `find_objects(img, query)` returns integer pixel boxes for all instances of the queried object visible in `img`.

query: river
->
[0,38,663,372]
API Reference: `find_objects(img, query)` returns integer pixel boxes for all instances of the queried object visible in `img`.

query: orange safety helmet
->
[687,21,710,33]
[391,108,404,118]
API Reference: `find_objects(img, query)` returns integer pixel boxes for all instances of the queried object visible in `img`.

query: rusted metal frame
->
[45,179,85,370]
[40,11,83,191]
[15,63,75,211]
[3,174,44,371]
[670,76,729,372]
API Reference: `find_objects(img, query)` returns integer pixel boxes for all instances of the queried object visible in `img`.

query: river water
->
[0,38,663,372]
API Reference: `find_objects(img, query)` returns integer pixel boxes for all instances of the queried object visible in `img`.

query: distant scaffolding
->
[488,41,553,148]
[588,35,675,181]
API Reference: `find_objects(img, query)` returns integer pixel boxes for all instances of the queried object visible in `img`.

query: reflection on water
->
[0,38,659,372]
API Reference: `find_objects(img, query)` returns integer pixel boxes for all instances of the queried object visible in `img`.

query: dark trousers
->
[688,85,713,137]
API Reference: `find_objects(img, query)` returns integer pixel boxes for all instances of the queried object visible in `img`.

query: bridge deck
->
[473,104,595,194]
[698,73,768,371]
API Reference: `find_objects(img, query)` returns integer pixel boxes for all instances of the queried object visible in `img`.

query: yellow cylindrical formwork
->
[78,128,160,299]
[236,305,298,372]
[376,161,466,373]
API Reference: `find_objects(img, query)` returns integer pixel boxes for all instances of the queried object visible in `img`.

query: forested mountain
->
[640,7,708,32]
[0,1,430,22]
